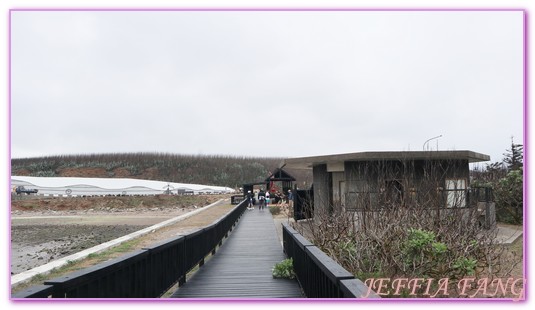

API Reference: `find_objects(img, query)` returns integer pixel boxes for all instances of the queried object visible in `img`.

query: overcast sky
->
[10,10,524,164]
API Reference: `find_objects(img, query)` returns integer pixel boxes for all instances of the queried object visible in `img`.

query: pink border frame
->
[7,7,528,304]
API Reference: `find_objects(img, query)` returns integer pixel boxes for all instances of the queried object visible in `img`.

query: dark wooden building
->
[242,168,296,197]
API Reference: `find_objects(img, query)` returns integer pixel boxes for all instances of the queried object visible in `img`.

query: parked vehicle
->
[14,186,38,195]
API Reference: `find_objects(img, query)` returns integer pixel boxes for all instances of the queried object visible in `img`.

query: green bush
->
[494,168,523,225]
[453,257,477,276]
[272,258,295,279]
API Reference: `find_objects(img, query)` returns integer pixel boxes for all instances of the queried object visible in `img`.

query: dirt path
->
[129,201,236,249]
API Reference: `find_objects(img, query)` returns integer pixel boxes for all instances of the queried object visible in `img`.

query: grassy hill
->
[11,153,312,189]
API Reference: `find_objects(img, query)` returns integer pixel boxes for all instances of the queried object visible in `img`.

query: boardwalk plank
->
[171,209,303,298]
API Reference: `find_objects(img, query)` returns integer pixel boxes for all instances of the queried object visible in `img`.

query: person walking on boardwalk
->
[265,191,271,208]
[247,190,254,210]
[258,189,266,210]
[287,190,294,211]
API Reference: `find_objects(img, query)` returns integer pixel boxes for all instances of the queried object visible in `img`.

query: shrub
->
[294,199,519,297]
[494,168,523,224]
[272,258,295,279]
[453,257,477,276]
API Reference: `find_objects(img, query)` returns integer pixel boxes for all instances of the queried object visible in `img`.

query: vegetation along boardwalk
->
[171,207,303,298]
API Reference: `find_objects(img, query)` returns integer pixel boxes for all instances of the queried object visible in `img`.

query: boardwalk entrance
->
[171,208,303,298]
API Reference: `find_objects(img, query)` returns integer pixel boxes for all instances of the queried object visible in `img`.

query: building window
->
[445,179,467,208]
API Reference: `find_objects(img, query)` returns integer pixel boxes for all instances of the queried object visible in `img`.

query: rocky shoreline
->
[10,207,196,275]
[11,223,147,275]
[10,194,224,276]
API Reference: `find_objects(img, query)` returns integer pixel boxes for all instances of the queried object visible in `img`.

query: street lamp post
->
[423,135,442,151]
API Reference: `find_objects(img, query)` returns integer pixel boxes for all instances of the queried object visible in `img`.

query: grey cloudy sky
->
[10,10,524,163]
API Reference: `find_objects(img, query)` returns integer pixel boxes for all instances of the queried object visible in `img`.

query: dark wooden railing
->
[12,199,247,299]
[282,223,379,298]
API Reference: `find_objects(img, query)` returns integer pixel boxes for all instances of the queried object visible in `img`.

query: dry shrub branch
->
[293,160,521,297]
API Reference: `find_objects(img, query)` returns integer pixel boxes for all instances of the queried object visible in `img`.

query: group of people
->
[246,189,294,211]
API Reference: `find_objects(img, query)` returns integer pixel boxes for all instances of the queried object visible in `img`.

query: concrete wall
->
[350,206,479,231]
[331,172,345,208]
[344,159,470,210]
[312,164,331,215]
[312,159,471,213]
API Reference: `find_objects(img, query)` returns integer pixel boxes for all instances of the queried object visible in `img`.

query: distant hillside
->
[11,153,312,189]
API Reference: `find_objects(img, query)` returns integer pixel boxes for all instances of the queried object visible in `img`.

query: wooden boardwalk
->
[171,207,303,298]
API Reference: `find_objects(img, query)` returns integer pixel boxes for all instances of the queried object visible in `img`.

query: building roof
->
[283,150,491,169]
[265,168,296,182]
